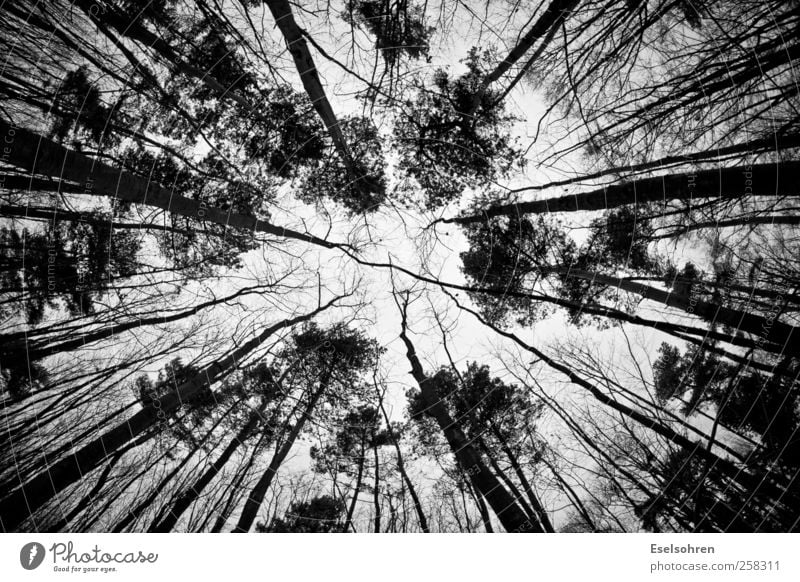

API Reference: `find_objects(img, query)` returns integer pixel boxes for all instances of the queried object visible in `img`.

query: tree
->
[0,297,343,531]
[257,495,346,533]
[397,293,538,532]
[232,323,383,532]
[394,48,523,209]
[3,0,799,536]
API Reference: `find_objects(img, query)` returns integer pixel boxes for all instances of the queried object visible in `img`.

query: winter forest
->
[0,0,799,534]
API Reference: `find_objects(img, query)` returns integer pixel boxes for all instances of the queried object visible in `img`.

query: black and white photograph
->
[0,0,798,576]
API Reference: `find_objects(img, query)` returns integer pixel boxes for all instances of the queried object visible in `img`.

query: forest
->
[0,0,798,533]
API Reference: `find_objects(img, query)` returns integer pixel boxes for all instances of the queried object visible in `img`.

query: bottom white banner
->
[1,533,797,581]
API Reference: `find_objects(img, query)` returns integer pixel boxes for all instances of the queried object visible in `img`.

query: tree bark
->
[263,0,362,187]
[372,442,381,533]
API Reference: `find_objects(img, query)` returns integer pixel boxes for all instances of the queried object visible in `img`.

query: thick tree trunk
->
[263,0,361,186]
[565,268,800,354]
[0,120,346,250]
[444,161,800,225]
[397,298,537,532]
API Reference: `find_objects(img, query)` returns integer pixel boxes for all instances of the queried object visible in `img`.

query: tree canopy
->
[1,0,799,535]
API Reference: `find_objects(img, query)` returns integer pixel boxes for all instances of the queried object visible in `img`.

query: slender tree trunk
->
[109,406,237,533]
[3,284,274,362]
[468,482,494,533]
[232,372,332,533]
[491,426,556,533]
[653,214,800,238]
[357,256,781,354]
[0,204,193,235]
[209,430,270,532]
[0,300,338,532]
[343,440,366,533]
[148,399,270,532]
[538,453,597,532]
[453,297,798,513]
[478,438,538,523]
[0,176,83,193]
[372,442,381,533]
[470,0,581,112]
[375,384,430,532]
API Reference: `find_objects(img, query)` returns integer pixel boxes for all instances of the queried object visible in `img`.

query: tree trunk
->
[492,425,556,533]
[72,0,361,196]
[375,387,430,532]
[0,120,346,250]
[478,437,538,523]
[444,161,800,225]
[45,434,146,532]
[343,440,366,533]
[470,0,580,113]
[467,481,494,533]
[3,284,274,363]
[454,297,798,514]
[397,297,537,532]
[0,299,338,532]
[372,442,381,533]
[565,268,800,354]
[263,0,361,187]
[232,371,332,533]
[209,430,270,532]
[148,399,269,532]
